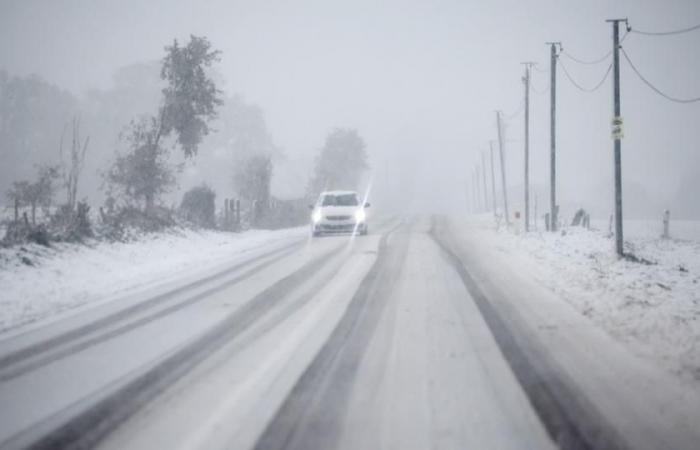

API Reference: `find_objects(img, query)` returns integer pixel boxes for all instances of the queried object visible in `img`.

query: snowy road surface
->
[1,216,699,450]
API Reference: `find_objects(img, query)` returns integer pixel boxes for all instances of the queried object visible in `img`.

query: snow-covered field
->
[0,227,307,334]
[476,215,700,385]
[590,218,700,241]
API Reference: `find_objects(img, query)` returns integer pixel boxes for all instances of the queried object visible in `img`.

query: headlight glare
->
[355,209,366,222]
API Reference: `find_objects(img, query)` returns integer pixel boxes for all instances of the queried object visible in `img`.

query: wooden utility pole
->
[522,62,535,231]
[472,169,478,213]
[607,19,627,257]
[481,151,488,211]
[489,141,498,214]
[496,111,509,224]
[465,180,470,214]
[546,42,561,231]
[474,165,481,212]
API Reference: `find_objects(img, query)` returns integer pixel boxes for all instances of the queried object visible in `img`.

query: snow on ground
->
[471,215,700,385]
[589,218,700,241]
[0,227,307,334]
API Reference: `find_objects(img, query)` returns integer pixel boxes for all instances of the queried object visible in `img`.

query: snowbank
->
[468,216,700,385]
[0,227,306,333]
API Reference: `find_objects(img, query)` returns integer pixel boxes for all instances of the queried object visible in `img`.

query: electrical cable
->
[620,47,700,103]
[530,79,550,95]
[561,49,611,65]
[559,31,629,66]
[621,30,630,43]
[630,23,700,36]
[502,101,524,121]
[530,63,551,94]
[558,58,613,93]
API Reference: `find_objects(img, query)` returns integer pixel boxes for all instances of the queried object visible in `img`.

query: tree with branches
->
[6,164,60,225]
[105,35,222,212]
[60,116,89,213]
[307,128,369,197]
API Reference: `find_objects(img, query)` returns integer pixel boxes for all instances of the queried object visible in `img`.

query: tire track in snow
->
[0,240,304,381]
[0,242,346,450]
[429,215,629,450]
[254,220,409,450]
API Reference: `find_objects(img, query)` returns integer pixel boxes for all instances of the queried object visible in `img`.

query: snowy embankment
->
[471,215,700,385]
[0,227,307,334]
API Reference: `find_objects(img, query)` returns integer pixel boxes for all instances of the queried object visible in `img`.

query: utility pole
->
[607,18,627,257]
[489,141,497,214]
[474,165,482,212]
[481,151,488,211]
[546,42,561,232]
[465,180,469,214]
[496,111,509,224]
[522,62,536,232]
[470,171,475,213]
[472,168,478,213]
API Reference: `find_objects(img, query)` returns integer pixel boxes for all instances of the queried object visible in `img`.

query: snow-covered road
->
[1,216,699,450]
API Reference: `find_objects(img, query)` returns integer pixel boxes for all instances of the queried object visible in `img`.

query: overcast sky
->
[1,0,699,217]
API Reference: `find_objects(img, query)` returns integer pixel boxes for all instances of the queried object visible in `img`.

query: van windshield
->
[321,194,359,207]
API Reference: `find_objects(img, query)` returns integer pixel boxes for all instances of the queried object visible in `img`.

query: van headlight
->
[355,209,366,222]
[312,210,322,223]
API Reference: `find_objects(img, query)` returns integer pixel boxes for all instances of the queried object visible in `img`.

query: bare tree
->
[6,164,60,225]
[60,116,89,212]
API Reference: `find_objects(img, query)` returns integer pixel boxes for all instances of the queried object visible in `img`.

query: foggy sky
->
[1,0,699,218]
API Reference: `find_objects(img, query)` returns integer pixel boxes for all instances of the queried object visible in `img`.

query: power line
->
[530,79,550,95]
[502,101,524,121]
[529,62,551,93]
[558,58,612,93]
[620,47,700,103]
[630,23,700,36]
[561,49,610,65]
[558,31,629,66]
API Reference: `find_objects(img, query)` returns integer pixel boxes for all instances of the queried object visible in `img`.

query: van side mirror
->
[364,202,371,208]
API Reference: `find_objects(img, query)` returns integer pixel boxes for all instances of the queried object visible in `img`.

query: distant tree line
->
[1,34,371,249]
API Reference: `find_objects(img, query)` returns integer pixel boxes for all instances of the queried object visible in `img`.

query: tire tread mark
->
[1,245,338,450]
[254,222,407,450]
[0,240,304,372]
[429,216,629,450]
[0,244,301,382]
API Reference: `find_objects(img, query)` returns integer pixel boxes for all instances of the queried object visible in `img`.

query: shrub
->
[180,185,216,228]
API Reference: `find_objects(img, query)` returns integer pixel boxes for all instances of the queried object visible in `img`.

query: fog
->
[2,0,699,219]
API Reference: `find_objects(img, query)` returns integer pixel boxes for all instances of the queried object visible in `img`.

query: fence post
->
[225,198,230,227]
[235,199,241,228]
